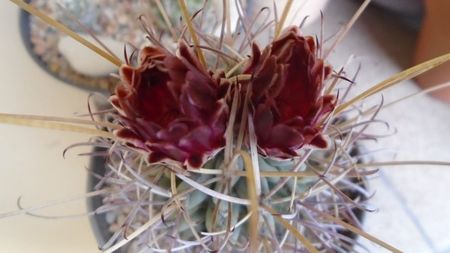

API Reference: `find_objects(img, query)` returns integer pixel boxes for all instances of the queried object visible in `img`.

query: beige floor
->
[0,2,98,253]
[0,1,449,253]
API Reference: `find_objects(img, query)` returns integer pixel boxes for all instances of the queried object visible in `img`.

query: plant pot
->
[19,0,152,92]
[19,2,114,92]
[366,0,424,28]
[87,149,123,252]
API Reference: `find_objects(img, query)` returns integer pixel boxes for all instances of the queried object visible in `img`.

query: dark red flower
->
[245,26,335,158]
[110,42,229,168]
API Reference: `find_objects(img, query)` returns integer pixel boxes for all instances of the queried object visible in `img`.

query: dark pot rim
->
[86,151,124,252]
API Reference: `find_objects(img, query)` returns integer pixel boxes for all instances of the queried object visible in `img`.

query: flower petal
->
[270,124,304,149]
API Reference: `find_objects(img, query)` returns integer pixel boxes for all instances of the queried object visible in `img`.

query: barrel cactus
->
[87,2,371,252]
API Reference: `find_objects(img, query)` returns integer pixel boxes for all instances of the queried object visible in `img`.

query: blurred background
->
[0,0,449,252]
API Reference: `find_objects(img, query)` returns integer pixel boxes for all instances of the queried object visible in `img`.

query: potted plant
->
[2,0,450,252]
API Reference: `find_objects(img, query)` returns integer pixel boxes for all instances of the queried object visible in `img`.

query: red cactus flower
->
[110,42,229,168]
[245,26,335,158]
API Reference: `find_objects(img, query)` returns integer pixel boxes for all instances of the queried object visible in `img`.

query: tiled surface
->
[0,1,449,253]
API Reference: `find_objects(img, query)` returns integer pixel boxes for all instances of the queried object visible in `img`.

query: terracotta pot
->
[414,0,450,103]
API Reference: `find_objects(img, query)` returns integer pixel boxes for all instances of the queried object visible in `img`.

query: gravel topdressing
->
[27,0,150,91]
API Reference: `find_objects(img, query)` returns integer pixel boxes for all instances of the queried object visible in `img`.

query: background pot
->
[19,4,115,92]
